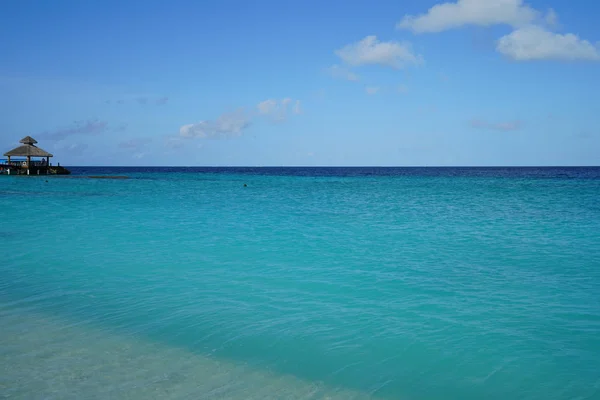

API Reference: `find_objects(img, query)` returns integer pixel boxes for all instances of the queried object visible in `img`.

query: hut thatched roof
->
[4,136,53,157]
[20,136,38,145]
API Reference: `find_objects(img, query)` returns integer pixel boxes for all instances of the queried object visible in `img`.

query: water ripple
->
[1,169,599,399]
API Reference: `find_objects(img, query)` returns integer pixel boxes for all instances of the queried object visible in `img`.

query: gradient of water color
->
[1,167,599,399]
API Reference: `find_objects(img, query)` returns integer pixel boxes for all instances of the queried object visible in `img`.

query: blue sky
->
[1,0,598,166]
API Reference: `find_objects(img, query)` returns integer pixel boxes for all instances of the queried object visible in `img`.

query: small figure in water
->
[244,184,247,187]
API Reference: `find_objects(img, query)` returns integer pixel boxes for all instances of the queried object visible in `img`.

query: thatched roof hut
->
[4,136,53,158]
[2,136,70,175]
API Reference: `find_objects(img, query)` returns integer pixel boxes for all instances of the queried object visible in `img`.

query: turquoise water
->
[1,167,600,399]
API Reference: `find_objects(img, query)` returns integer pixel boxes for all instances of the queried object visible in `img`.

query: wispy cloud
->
[163,137,182,149]
[42,119,111,140]
[51,142,91,160]
[326,65,359,81]
[54,142,89,153]
[257,98,302,121]
[257,99,279,115]
[180,110,250,139]
[136,96,169,105]
[335,36,423,69]
[418,105,438,115]
[313,89,326,101]
[574,132,591,140]
[292,100,302,115]
[365,86,380,95]
[470,119,523,131]
[178,97,302,141]
[118,137,152,149]
[108,95,169,106]
[545,8,559,27]
[113,123,128,132]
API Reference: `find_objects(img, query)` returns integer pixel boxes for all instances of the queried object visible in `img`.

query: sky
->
[0,0,598,166]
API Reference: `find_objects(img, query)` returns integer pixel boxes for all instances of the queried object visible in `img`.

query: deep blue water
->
[70,166,600,179]
[1,167,599,399]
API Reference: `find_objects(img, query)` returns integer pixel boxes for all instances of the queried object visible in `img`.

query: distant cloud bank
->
[470,119,522,132]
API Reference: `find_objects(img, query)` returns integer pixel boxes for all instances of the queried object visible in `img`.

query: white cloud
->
[365,86,380,95]
[293,100,302,115]
[164,136,185,149]
[179,98,301,141]
[180,110,250,139]
[257,98,301,121]
[313,89,326,101]
[335,36,423,69]
[545,8,558,27]
[396,0,539,33]
[257,99,277,115]
[497,26,600,61]
[326,65,359,81]
[396,1,598,63]
[470,119,522,131]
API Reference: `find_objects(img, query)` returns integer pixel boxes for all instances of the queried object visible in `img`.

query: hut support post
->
[26,156,31,175]
[46,156,50,174]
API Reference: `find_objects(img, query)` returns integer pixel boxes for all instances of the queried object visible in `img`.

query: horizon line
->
[60,165,600,168]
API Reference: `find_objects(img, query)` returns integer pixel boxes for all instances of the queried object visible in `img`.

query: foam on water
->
[1,168,600,399]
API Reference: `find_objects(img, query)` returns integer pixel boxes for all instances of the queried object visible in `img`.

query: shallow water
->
[1,167,600,399]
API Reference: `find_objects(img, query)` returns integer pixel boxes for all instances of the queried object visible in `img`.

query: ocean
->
[1,167,599,399]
